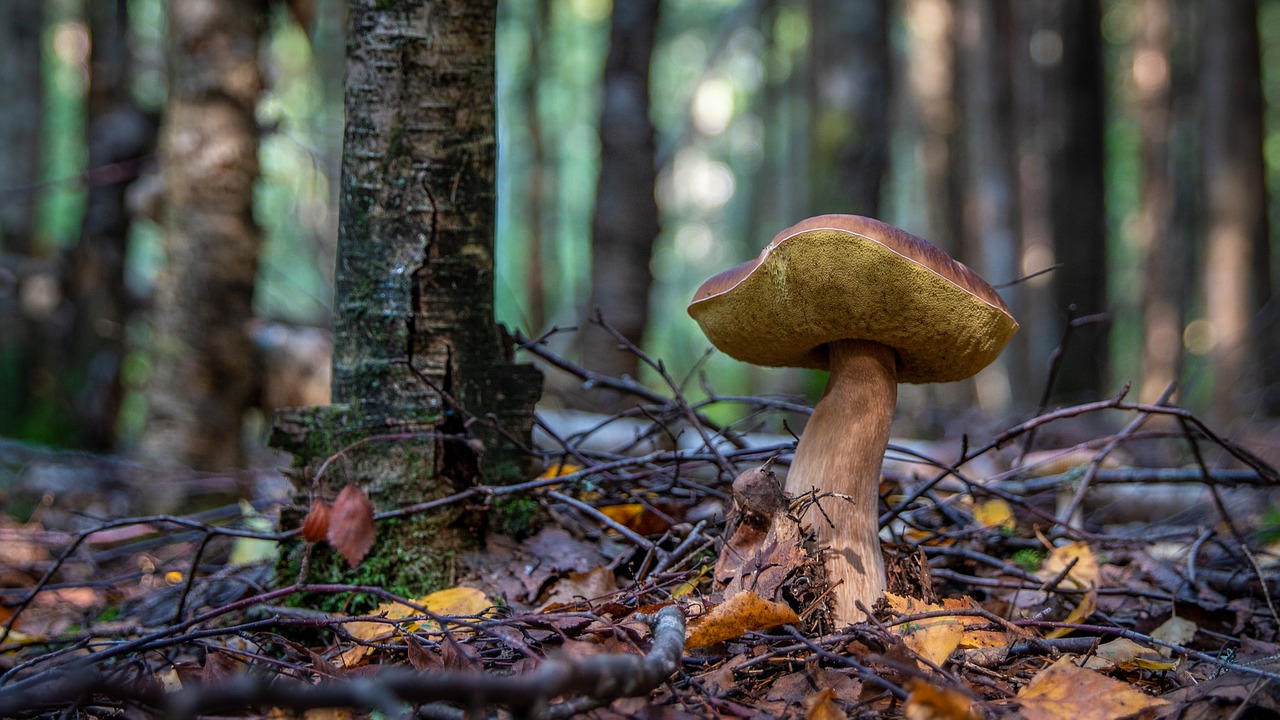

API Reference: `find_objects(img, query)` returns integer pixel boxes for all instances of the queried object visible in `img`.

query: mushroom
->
[688,214,1017,624]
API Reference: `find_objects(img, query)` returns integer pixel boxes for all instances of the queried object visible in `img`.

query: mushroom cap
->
[687,214,1018,384]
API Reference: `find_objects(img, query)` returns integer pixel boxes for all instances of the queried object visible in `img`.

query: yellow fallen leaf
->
[1150,615,1196,656]
[339,587,492,667]
[1017,656,1168,720]
[1083,638,1178,672]
[685,591,799,650]
[1037,541,1099,589]
[905,678,979,720]
[974,498,1016,531]
[600,503,644,525]
[1046,587,1096,639]
[538,463,582,479]
[887,593,975,667]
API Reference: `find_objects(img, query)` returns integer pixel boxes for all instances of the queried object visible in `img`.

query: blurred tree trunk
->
[1135,0,1182,405]
[1199,0,1272,423]
[955,0,1025,412]
[903,0,963,255]
[522,0,553,335]
[808,0,890,217]
[137,0,265,479]
[272,0,542,600]
[902,0,980,429]
[61,0,155,451]
[0,2,45,439]
[575,0,662,399]
[1043,0,1108,401]
[0,3,41,254]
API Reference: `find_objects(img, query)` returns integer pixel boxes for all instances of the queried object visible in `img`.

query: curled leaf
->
[327,485,376,568]
[301,500,332,543]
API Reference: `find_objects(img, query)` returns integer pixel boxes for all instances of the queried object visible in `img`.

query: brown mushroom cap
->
[687,214,1018,383]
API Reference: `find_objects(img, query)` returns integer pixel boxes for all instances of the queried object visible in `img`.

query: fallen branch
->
[0,606,686,720]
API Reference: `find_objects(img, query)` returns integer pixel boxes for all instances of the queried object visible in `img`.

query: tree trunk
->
[272,0,541,606]
[0,2,45,440]
[955,0,1025,412]
[0,2,41,254]
[61,0,155,451]
[1199,0,1271,423]
[136,0,265,480]
[574,0,662,401]
[1135,0,1181,405]
[903,0,963,255]
[808,0,891,217]
[1044,0,1108,401]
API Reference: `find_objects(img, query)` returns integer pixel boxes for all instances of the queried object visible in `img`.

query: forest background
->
[1,0,1279,470]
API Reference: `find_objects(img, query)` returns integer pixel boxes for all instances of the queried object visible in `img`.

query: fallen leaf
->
[905,678,979,720]
[1038,541,1099,589]
[538,565,618,611]
[1046,587,1097,639]
[685,591,800,650]
[974,498,1016,531]
[1082,638,1176,672]
[339,586,492,667]
[230,500,278,565]
[327,485,376,568]
[1016,656,1168,720]
[1151,615,1196,656]
[803,688,844,720]
[885,593,964,667]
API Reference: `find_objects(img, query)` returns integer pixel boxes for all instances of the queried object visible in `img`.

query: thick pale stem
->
[784,338,897,625]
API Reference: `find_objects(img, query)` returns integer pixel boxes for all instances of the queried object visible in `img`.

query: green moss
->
[491,495,543,537]
[1012,548,1044,573]
[283,514,459,615]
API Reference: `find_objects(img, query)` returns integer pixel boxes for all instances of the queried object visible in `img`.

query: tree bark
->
[1135,0,1181,405]
[0,2,45,440]
[61,0,155,451]
[956,0,1026,413]
[137,0,265,479]
[1044,0,1108,401]
[574,0,662,400]
[272,0,541,605]
[0,2,42,254]
[808,0,891,218]
[1199,0,1272,423]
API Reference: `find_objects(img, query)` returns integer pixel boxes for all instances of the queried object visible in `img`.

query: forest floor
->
[1,338,1279,718]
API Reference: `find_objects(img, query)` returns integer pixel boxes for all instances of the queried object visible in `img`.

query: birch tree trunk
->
[272,0,542,603]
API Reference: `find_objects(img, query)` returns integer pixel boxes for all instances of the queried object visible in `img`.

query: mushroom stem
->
[784,338,897,625]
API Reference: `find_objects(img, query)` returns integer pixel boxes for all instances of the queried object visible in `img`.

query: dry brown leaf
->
[1082,638,1176,672]
[803,688,845,720]
[1016,656,1168,720]
[327,484,376,568]
[1038,541,1099,589]
[685,590,800,650]
[905,678,980,720]
[537,565,618,611]
[301,500,331,542]
[1151,615,1196,656]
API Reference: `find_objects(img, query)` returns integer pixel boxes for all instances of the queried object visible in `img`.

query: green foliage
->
[1012,548,1044,573]
[1257,506,1280,545]
[491,495,543,538]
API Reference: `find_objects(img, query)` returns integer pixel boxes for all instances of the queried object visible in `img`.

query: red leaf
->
[301,500,332,542]
[327,485,376,568]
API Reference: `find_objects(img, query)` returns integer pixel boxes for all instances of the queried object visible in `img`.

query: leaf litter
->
[2,333,1280,717]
